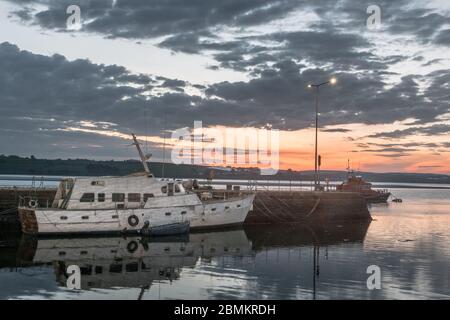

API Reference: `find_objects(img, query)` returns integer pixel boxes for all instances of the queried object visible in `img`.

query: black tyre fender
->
[127,240,139,253]
[128,214,139,227]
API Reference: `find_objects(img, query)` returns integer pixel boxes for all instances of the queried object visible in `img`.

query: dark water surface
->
[0,188,449,300]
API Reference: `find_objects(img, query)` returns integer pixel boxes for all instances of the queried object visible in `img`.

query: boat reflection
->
[2,221,370,295]
[15,230,253,291]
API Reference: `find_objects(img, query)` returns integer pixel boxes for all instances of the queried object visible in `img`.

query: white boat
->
[18,135,255,235]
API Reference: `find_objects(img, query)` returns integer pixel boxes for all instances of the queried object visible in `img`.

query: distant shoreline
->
[1,175,450,190]
[1,155,450,185]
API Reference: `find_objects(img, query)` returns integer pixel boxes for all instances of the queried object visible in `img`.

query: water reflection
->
[0,222,371,299]
[1,208,449,299]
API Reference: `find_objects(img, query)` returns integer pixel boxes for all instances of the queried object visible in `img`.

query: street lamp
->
[307,77,337,191]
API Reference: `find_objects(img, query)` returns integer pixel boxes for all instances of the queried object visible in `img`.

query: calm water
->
[0,188,449,300]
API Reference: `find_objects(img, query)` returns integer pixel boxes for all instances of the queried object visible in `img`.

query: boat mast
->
[347,159,351,179]
[131,133,152,177]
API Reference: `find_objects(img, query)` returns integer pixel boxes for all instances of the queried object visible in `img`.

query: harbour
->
[1,187,449,299]
[1,171,449,299]
[1,0,449,304]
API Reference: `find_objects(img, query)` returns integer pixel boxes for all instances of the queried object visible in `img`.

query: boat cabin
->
[51,173,196,210]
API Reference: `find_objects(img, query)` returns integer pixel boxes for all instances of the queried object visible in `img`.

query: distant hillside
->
[299,170,450,184]
[1,155,450,184]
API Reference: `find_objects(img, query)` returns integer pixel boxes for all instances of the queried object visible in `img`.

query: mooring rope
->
[252,202,280,222]
[256,195,289,223]
[268,194,300,220]
[0,207,17,216]
[305,197,321,219]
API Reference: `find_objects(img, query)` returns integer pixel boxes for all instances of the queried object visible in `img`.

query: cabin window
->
[126,262,139,272]
[161,186,167,194]
[181,211,187,215]
[165,212,171,216]
[225,206,229,210]
[143,193,154,202]
[60,216,68,220]
[175,184,181,193]
[109,264,122,273]
[211,207,216,211]
[112,193,125,202]
[112,215,119,219]
[80,266,92,275]
[80,193,94,202]
[128,193,141,202]
[91,181,105,186]
[82,216,89,220]
[98,193,105,202]
[237,204,241,208]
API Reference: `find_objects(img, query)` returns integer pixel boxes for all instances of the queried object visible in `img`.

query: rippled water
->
[0,188,449,300]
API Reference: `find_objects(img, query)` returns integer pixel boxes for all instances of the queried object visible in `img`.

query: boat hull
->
[364,192,391,203]
[147,221,190,236]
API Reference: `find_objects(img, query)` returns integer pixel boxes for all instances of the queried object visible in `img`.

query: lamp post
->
[308,77,336,190]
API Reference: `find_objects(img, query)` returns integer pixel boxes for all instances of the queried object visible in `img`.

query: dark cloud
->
[386,11,450,40]
[376,153,411,158]
[205,64,446,129]
[1,41,448,146]
[10,0,448,40]
[434,29,450,46]
[364,142,442,149]
[322,128,351,133]
[2,0,450,159]
[363,147,418,153]
[7,0,445,74]
[368,124,450,139]
[0,42,189,158]
[422,58,443,67]
[7,0,302,38]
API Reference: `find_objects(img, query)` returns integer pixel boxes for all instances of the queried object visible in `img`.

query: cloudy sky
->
[0,0,449,173]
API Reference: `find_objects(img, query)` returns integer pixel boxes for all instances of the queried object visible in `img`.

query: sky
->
[0,0,449,174]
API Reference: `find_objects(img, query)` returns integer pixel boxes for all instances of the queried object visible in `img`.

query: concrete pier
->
[0,187,55,230]
[0,187,55,211]
[246,191,371,224]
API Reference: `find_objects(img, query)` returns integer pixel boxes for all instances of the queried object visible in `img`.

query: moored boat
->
[17,135,255,235]
[336,162,391,203]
